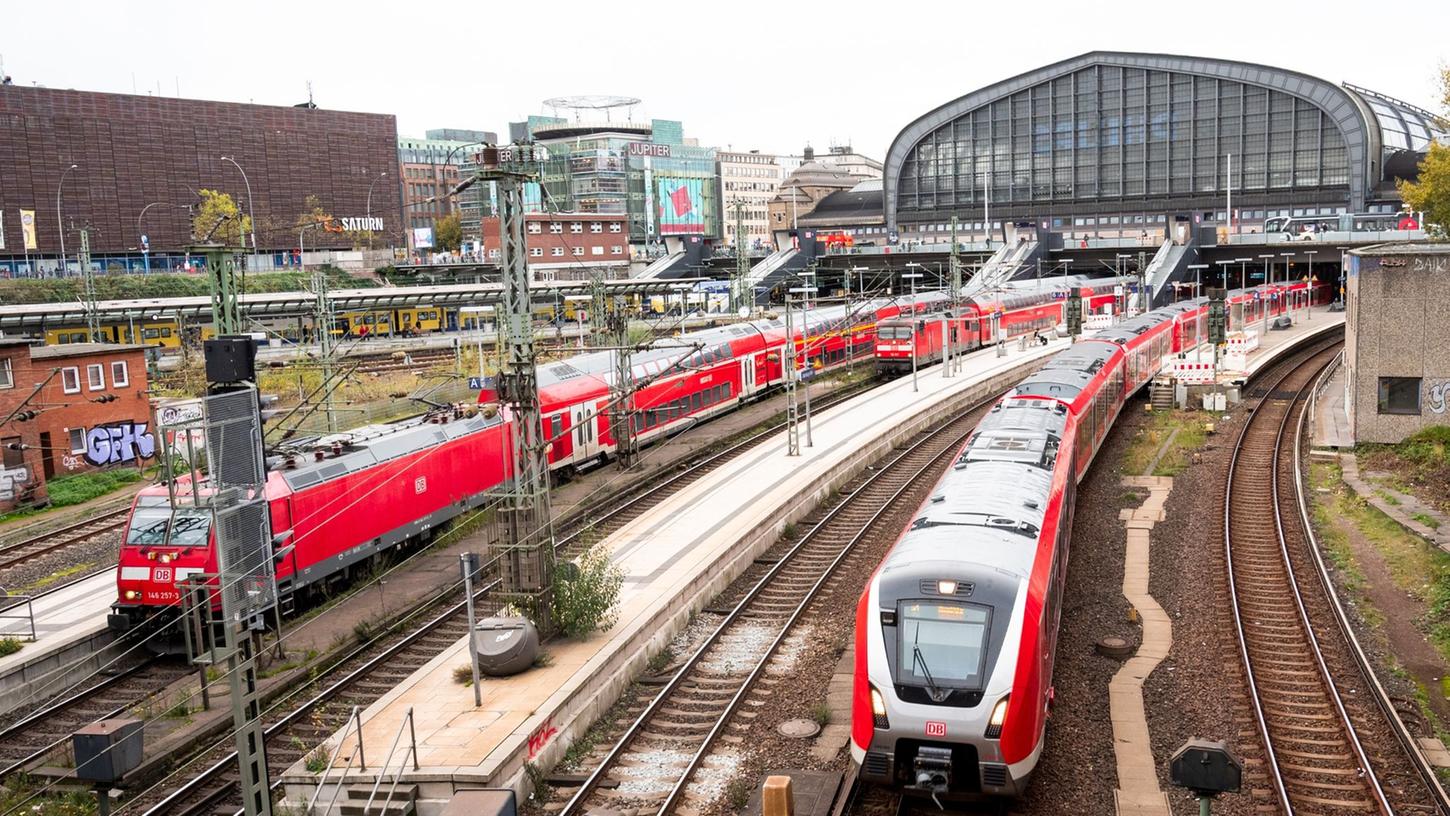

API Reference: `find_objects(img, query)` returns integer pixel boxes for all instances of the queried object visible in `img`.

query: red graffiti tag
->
[527,717,559,760]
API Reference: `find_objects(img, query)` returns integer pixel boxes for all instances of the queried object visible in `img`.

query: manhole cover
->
[1096,636,1133,658]
[778,718,821,739]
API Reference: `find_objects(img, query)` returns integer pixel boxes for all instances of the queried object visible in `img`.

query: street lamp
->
[1303,250,1318,319]
[1278,252,1294,323]
[788,283,818,446]
[219,156,258,262]
[56,163,79,277]
[902,271,924,391]
[366,171,390,251]
[1258,254,1275,334]
[137,202,193,275]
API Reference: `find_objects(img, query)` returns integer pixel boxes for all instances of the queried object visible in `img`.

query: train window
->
[126,496,212,547]
[143,328,161,340]
[691,393,701,411]
[896,602,990,690]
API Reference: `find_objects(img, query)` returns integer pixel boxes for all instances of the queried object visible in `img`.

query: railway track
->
[0,659,192,781]
[556,394,996,816]
[1225,335,1450,815]
[0,506,131,573]
[122,368,882,816]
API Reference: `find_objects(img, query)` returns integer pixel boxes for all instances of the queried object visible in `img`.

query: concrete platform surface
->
[1312,364,1354,448]
[1242,305,1344,380]
[285,339,1067,810]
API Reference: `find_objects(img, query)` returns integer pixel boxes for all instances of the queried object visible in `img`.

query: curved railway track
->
[1225,335,1450,815]
[0,506,131,573]
[557,394,997,816]
[122,368,881,816]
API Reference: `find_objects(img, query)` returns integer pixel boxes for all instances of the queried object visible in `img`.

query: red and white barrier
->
[1171,360,1218,385]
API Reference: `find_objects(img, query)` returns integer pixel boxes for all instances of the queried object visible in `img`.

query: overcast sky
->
[4,0,1446,161]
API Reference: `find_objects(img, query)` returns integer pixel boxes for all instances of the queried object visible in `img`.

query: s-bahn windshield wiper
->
[911,636,941,697]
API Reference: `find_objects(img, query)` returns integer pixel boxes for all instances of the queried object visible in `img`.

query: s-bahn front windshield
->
[897,602,990,690]
[126,496,212,547]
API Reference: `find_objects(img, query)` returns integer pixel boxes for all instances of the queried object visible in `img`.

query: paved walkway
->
[1312,365,1354,449]
[1111,475,1174,816]
[1338,453,1450,551]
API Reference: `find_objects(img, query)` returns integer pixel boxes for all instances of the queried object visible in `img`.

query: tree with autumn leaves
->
[1397,67,1450,236]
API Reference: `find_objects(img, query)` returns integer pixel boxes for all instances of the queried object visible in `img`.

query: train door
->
[572,403,597,461]
[547,412,571,463]
[742,355,758,397]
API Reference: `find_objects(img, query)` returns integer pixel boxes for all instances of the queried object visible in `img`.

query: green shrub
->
[549,542,624,639]
[0,638,23,657]
[45,469,143,508]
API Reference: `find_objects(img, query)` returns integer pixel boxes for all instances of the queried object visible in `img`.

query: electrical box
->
[1170,738,1242,795]
[1066,292,1083,336]
[204,335,257,384]
[72,718,144,783]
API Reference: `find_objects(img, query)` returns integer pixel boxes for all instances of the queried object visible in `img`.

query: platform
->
[1241,305,1344,380]
[0,570,118,710]
[284,340,1068,812]
[1312,364,1354,448]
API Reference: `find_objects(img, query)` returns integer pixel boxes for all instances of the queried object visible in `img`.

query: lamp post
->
[1278,252,1294,323]
[1303,250,1317,319]
[137,202,192,275]
[1115,253,1133,314]
[902,271,924,392]
[1258,254,1275,334]
[366,171,390,251]
[219,156,258,264]
[1235,257,1253,292]
[789,283,818,447]
[460,306,491,381]
[56,163,79,277]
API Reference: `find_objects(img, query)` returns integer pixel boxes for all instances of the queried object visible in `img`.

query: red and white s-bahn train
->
[876,277,1319,377]
[109,293,950,638]
[874,276,1133,375]
[850,283,1314,801]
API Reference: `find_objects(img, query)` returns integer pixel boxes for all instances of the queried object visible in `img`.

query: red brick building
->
[480,213,629,281]
[0,342,154,510]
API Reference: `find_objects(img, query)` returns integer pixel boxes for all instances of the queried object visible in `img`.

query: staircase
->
[339,784,418,816]
[962,240,1040,296]
[1149,377,1175,411]
[636,250,686,280]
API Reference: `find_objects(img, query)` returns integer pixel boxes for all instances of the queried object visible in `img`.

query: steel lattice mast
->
[473,145,555,618]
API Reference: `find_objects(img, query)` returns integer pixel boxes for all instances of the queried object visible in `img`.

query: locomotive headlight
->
[937,580,957,595]
[985,695,1010,739]
[870,686,890,729]
[124,590,139,600]
[158,553,173,564]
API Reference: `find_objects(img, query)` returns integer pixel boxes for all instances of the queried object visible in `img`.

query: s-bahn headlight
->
[985,695,1010,739]
[870,686,890,729]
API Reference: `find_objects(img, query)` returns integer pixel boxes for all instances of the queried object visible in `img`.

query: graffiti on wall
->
[1428,379,1450,416]
[84,422,157,467]
[0,465,30,501]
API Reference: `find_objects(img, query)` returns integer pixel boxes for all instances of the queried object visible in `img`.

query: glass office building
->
[884,52,1446,233]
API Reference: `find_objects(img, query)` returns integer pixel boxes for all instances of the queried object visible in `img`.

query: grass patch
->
[0,267,377,305]
[1413,513,1443,530]
[810,701,832,726]
[0,637,23,657]
[0,774,97,816]
[1359,426,1450,514]
[45,468,143,508]
[1375,490,1401,507]
[1121,409,1211,477]
[17,562,96,594]
[453,664,475,686]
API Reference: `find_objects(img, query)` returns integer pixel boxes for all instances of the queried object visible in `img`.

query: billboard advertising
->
[657,177,704,235]
[412,227,434,249]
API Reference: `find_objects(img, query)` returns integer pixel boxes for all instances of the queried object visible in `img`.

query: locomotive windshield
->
[879,326,912,339]
[897,602,990,690]
[126,496,213,547]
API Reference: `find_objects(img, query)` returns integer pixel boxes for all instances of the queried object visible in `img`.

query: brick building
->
[398,130,498,250]
[0,341,154,510]
[0,84,400,268]
[1344,243,1450,443]
[479,213,630,281]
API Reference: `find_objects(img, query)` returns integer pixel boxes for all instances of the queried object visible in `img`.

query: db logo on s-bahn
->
[925,721,948,738]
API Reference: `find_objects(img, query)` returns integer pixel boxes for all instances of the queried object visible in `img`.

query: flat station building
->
[1344,244,1450,443]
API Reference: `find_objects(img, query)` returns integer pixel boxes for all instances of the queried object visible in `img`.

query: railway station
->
[1,19,1449,816]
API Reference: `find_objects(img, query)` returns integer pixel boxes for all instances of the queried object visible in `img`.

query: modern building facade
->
[718,150,782,250]
[398,130,498,246]
[0,84,401,270]
[883,52,1446,242]
[470,110,720,253]
[1344,243,1450,444]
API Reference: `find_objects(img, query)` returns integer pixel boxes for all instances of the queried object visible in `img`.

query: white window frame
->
[572,246,584,256]
[551,247,564,257]
[609,223,622,233]
[569,222,583,233]
[611,246,623,255]
[61,366,80,394]
[591,246,604,255]
[530,246,543,257]
[110,360,129,388]
[527,222,542,234]
[68,427,85,453]
[87,363,105,391]
[589,222,603,233]
[0,358,12,389]
[548,223,563,234]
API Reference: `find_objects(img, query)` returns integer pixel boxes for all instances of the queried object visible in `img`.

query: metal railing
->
[362,707,419,816]
[308,706,366,816]
[0,592,38,642]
